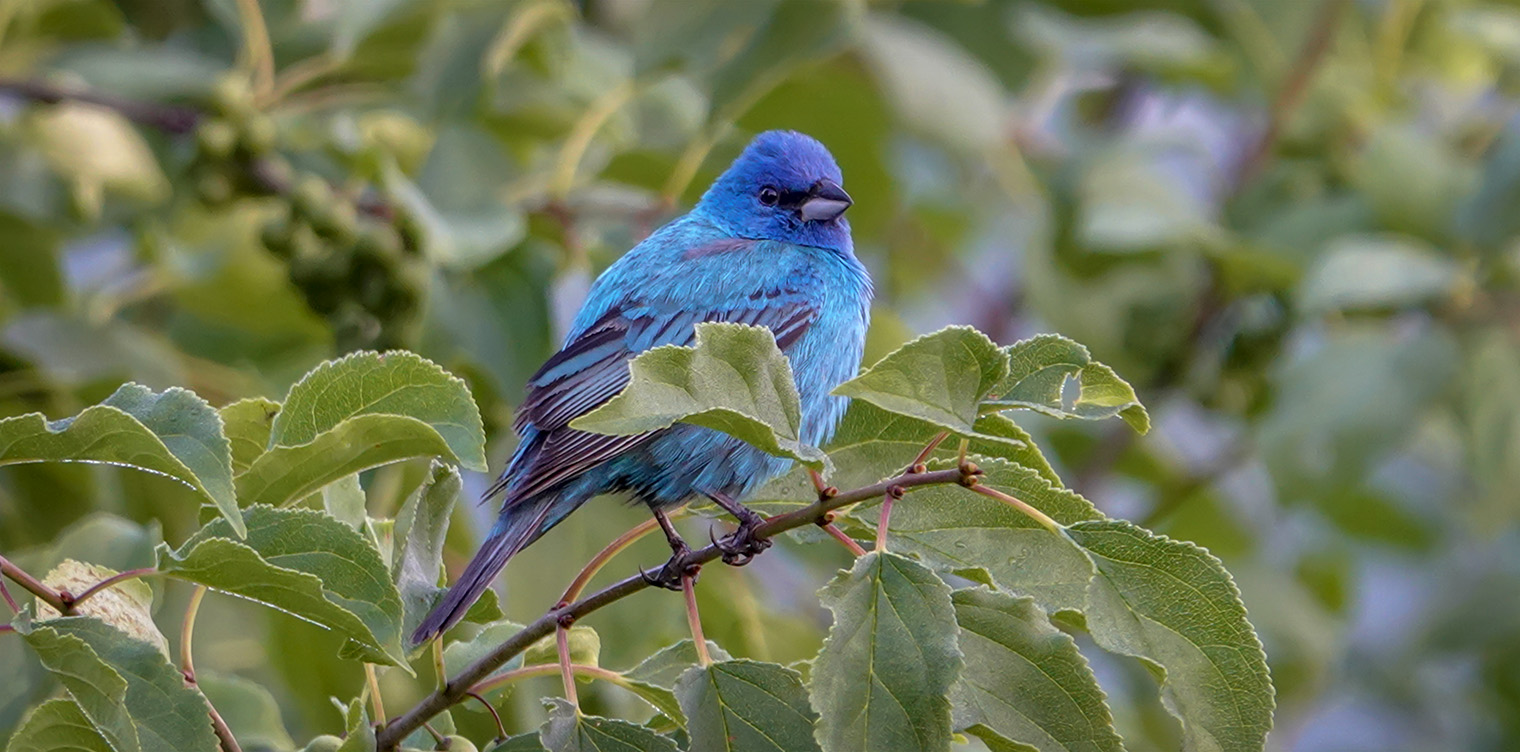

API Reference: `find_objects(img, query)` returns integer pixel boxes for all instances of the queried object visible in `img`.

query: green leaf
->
[335,698,376,752]
[620,641,738,729]
[625,640,734,689]
[675,659,821,752]
[707,0,858,121]
[828,401,1056,490]
[393,461,462,640]
[0,383,243,536]
[271,351,487,471]
[539,697,680,752]
[488,732,548,752]
[36,560,167,658]
[332,0,413,57]
[323,474,368,530]
[6,698,114,752]
[234,414,462,509]
[196,672,295,752]
[572,322,828,470]
[22,617,220,751]
[1065,520,1273,752]
[854,458,1101,607]
[156,505,407,667]
[810,552,962,752]
[523,625,602,669]
[858,15,1006,150]
[442,620,526,682]
[987,335,1150,434]
[220,397,280,475]
[874,472,1272,752]
[618,639,734,730]
[833,326,1009,436]
[950,589,1122,752]
[1298,236,1461,315]
[16,619,139,752]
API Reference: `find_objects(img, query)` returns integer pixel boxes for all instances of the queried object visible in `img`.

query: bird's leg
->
[706,491,772,566]
[640,506,698,591]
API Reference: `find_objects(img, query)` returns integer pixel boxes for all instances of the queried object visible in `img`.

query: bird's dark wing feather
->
[488,294,818,504]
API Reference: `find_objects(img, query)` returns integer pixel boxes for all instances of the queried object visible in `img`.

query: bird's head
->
[695,130,853,254]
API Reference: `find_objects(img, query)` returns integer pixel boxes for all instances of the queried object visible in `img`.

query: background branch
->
[0,78,200,133]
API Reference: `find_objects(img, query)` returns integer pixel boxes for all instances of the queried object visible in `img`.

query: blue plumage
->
[413,131,872,643]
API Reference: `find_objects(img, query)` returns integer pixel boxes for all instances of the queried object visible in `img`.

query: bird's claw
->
[715,514,771,567]
[640,542,699,591]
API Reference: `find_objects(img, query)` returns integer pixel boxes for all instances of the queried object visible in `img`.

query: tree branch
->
[66,568,159,612]
[375,466,971,749]
[0,555,66,613]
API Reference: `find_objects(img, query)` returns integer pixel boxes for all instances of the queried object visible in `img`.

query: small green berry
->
[195,119,238,160]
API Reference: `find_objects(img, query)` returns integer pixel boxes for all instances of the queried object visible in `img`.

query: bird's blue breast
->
[557,216,871,506]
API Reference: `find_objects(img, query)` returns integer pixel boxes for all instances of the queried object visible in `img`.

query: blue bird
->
[413,130,872,644]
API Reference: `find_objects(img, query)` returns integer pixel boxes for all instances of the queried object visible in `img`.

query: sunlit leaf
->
[573,322,828,470]
[235,414,462,509]
[987,335,1149,434]
[156,506,407,667]
[220,398,280,475]
[35,560,167,658]
[271,350,487,471]
[833,326,1009,436]
[393,461,462,640]
[0,383,242,536]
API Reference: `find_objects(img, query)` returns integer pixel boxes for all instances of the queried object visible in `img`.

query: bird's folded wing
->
[490,295,817,504]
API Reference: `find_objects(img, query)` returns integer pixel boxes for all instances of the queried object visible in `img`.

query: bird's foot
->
[640,540,700,591]
[714,510,772,566]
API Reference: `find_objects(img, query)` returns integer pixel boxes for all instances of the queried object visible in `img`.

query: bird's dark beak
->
[800,179,852,222]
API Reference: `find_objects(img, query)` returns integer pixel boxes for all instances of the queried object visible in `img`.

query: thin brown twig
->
[555,626,579,708]
[875,485,906,553]
[67,568,159,612]
[0,579,18,613]
[911,432,950,470]
[466,691,507,742]
[376,466,972,750]
[0,555,66,613]
[683,573,710,666]
[967,482,1064,535]
[470,662,629,696]
[818,520,866,557]
[179,586,242,752]
[0,78,200,133]
[557,512,675,605]
[0,624,14,636]
[181,586,207,678]
[365,664,387,724]
[1233,0,1352,191]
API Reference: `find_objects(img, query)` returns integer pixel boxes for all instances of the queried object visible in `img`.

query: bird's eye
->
[758,186,780,206]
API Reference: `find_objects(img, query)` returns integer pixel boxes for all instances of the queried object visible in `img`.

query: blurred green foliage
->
[2,0,1520,750]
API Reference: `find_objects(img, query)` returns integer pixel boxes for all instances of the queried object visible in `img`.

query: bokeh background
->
[3,0,1520,750]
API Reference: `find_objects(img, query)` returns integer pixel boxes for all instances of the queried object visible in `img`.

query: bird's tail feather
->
[410,497,556,645]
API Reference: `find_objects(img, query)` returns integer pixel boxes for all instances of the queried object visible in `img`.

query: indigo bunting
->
[413,130,871,644]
